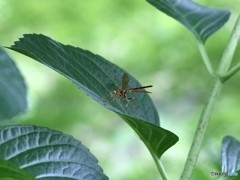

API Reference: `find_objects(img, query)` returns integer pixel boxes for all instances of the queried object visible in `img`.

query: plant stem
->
[217,15,240,73]
[196,40,214,76]
[220,62,240,82]
[180,78,222,180]
[180,15,240,180]
[149,147,169,180]
[158,160,168,180]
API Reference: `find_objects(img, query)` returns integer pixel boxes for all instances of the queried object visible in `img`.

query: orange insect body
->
[111,73,152,102]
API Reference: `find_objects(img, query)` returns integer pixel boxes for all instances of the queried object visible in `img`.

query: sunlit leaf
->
[0,47,27,121]
[8,34,178,158]
[0,125,108,179]
[147,0,230,42]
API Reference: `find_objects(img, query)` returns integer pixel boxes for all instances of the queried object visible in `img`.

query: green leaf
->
[119,113,178,157]
[0,125,108,180]
[0,158,35,180]
[0,47,27,121]
[222,136,240,173]
[8,34,178,158]
[146,0,231,43]
[9,34,158,124]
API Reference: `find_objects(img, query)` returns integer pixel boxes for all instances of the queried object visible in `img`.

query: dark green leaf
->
[0,125,108,180]
[8,34,178,158]
[222,136,240,174]
[119,113,178,157]
[0,158,35,180]
[8,34,158,124]
[0,47,27,121]
[147,0,230,43]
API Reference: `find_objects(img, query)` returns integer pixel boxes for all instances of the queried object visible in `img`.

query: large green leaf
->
[222,136,240,174]
[8,34,178,158]
[0,125,108,180]
[0,47,27,121]
[147,0,230,43]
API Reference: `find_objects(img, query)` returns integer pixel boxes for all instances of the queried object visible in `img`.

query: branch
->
[220,62,240,82]
[196,40,215,76]
[181,14,240,180]
[217,15,240,74]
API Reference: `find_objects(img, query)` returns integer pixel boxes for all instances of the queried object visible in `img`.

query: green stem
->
[158,160,168,180]
[180,15,240,180]
[180,78,223,180]
[149,149,168,180]
[196,40,214,76]
[217,15,240,73]
[121,114,169,180]
[220,62,240,82]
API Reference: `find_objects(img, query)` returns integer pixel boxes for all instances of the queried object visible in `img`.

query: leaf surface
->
[222,136,240,173]
[0,158,35,180]
[9,34,178,158]
[0,125,108,180]
[0,47,27,121]
[147,0,230,42]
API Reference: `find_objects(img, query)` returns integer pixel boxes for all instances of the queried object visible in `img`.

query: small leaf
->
[146,0,231,43]
[222,136,240,173]
[119,113,178,158]
[8,34,178,158]
[0,125,108,180]
[0,47,27,121]
[0,158,35,180]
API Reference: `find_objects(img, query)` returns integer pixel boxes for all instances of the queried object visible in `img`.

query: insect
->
[110,73,153,106]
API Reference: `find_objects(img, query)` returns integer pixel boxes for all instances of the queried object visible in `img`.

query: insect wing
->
[129,85,153,93]
[121,73,129,90]
[130,90,151,93]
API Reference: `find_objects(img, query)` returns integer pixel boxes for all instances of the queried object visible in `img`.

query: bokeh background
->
[1,1,240,179]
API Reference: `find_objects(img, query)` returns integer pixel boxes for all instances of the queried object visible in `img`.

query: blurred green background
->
[1,1,239,179]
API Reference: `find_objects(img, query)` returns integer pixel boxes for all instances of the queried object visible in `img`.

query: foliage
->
[0,0,239,179]
[0,47,27,121]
